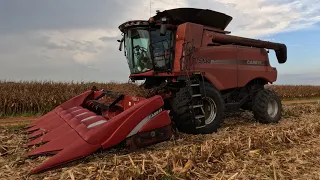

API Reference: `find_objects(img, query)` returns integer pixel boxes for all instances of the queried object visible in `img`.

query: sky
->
[0,0,320,85]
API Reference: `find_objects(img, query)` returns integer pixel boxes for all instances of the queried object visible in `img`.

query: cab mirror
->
[160,24,167,36]
[117,37,124,51]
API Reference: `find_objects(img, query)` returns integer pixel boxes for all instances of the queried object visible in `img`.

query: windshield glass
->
[150,29,173,71]
[124,28,173,74]
[125,29,152,74]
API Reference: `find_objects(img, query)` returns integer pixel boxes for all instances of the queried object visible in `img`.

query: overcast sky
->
[1,0,320,85]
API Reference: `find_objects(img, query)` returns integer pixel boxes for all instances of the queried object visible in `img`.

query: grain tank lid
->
[153,8,233,30]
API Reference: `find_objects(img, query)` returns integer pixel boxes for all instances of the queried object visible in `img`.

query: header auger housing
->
[24,8,287,173]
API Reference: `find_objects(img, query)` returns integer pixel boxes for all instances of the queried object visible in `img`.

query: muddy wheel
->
[170,82,225,134]
[252,89,282,124]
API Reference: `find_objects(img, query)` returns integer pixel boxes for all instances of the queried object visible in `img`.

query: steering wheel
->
[133,45,148,57]
[133,45,151,71]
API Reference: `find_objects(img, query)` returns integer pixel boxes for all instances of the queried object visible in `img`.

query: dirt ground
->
[0,116,38,127]
[282,98,320,105]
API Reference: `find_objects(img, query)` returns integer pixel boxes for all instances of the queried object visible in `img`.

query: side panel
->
[173,24,185,72]
[173,22,277,89]
[237,46,277,86]
[98,96,167,148]
[195,45,238,90]
[138,110,171,133]
[174,23,203,72]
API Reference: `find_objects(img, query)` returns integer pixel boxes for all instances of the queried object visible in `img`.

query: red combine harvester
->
[24,8,287,173]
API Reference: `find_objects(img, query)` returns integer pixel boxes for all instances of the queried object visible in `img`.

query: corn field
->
[267,85,320,99]
[0,81,319,117]
[0,81,147,117]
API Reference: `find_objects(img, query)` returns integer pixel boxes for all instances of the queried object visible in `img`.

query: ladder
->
[180,41,207,128]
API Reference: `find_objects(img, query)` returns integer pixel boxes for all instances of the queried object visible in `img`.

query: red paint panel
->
[69,115,99,129]
[93,91,104,99]
[30,130,100,173]
[74,123,91,137]
[99,96,165,148]
[183,23,203,49]
[24,92,169,173]
[237,46,277,86]
[196,45,238,90]
[59,91,92,110]
[27,129,46,139]
[25,112,60,132]
[25,114,63,133]
[25,123,72,147]
[25,110,57,128]
[173,23,187,72]
[138,111,171,133]
[82,109,137,145]
[173,23,203,73]
[123,95,146,110]
[26,129,79,157]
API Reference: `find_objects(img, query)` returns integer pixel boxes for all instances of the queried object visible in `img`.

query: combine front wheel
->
[171,82,225,134]
[197,82,225,134]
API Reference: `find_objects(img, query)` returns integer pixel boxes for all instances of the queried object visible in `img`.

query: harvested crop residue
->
[1,104,320,179]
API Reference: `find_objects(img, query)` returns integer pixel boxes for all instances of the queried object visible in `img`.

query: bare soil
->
[282,98,320,105]
[0,116,38,127]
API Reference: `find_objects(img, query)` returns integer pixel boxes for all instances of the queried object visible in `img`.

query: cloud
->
[186,0,320,38]
[0,0,142,34]
[0,0,319,84]
[0,28,130,82]
[0,0,189,82]
[36,29,120,65]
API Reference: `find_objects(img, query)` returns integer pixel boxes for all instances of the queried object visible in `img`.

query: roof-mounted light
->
[149,17,154,23]
[120,20,150,31]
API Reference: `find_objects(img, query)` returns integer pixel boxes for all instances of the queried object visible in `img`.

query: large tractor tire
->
[240,83,265,111]
[171,82,225,134]
[252,89,282,124]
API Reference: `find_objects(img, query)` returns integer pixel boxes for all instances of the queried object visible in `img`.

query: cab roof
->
[153,8,233,30]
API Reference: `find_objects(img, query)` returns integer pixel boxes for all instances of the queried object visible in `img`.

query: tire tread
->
[252,89,282,124]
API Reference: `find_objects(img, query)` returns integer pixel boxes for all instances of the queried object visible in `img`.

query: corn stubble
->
[0,81,320,117]
[1,103,320,179]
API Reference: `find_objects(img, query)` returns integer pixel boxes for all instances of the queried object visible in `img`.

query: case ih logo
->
[247,60,265,65]
[197,58,268,66]
[149,108,163,119]
[198,58,227,64]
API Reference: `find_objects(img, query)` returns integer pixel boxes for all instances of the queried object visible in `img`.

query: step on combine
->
[24,8,287,173]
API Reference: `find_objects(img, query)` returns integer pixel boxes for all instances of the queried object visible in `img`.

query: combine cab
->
[24,8,287,173]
